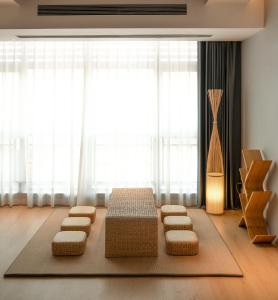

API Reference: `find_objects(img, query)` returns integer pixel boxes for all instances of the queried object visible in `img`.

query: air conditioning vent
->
[17,34,212,39]
[37,4,187,16]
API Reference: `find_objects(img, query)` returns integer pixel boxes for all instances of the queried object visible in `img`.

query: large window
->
[0,41,197,206]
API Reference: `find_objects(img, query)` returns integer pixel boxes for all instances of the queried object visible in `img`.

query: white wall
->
[242,0,278,238]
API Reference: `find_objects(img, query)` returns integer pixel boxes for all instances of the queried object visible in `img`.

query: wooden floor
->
[0,207,277,300]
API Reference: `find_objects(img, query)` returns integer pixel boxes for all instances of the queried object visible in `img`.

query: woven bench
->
[61,217,91,236]
[52,231,87,256]
[69,206,96,223]
[165,230,199,256]
[105,188,158,258]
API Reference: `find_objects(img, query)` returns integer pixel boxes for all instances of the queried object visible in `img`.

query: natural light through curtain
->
[0,40,197,207]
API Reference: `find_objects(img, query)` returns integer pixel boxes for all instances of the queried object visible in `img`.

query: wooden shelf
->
[238,149,275,244]
[244,160,272,197]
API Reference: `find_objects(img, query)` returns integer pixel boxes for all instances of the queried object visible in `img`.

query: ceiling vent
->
[17,34,212,39]
[37,4,187,16]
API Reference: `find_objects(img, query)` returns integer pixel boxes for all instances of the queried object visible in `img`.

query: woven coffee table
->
[105,188,158,258]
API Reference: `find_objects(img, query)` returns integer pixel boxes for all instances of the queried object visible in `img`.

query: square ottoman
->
[52,231,87,256]
[161,205,187,221]
[163,216,193,232]
[69,206,96,223]
[165,230,199,256]
[61,217,91,236]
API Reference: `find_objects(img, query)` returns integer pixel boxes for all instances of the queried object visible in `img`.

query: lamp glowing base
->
[206,174,224,215]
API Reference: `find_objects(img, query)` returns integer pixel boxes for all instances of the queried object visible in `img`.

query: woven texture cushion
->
[163,216,193,232]
[69,206,96,223]
[165,230,199,256]
[52,231,87,256]
[61,217,91,236]
[161,205,187,221]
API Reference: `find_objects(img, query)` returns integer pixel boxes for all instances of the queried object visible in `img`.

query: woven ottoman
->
[61,217,91,236]
[165,230,199,256]
[52,231,87,256]
[164,216,193,232]
[161,205,187,221]
[69,206,96,223]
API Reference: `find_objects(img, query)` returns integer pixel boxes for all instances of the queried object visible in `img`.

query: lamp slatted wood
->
[206,89,224,215]
[238,149,276,244]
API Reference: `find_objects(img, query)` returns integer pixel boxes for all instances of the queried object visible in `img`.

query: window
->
[0,41,197,206]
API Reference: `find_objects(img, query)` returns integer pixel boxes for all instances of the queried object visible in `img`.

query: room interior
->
[0,0,278,299]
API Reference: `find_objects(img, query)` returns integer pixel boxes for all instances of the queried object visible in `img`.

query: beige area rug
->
[5,208,243,277]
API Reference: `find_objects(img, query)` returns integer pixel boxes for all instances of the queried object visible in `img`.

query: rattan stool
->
[161,205,187,221]
[61,217,91,236]
[69,206,96,223]
[165,230,199,256]
[52,231,87,256]
[163,216,193,232]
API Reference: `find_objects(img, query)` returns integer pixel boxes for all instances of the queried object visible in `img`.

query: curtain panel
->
[0,41,198,207]
[198,41,241,209]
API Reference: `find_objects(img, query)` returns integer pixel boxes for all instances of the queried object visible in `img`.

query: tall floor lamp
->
[206,89,224,215]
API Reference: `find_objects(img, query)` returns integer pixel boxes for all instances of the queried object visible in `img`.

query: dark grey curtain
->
[198,42,241,209]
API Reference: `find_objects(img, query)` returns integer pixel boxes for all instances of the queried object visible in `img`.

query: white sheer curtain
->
[0,40,197,207]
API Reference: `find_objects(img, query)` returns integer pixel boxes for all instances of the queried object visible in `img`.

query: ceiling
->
[0,0,264,41]
[206,0,249,3]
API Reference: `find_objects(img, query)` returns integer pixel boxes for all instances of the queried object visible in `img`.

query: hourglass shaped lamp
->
[206,89,224,215]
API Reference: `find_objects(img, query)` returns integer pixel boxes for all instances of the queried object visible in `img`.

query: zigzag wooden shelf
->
[238,149,276,244]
